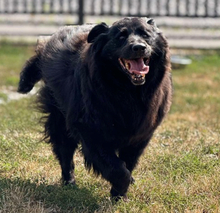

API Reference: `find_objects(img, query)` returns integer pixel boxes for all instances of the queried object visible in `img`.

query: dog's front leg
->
[80,134,131,201]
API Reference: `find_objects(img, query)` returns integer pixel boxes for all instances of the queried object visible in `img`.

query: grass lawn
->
[0,43,220,213]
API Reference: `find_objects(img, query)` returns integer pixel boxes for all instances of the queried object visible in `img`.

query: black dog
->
[18,17,172,200]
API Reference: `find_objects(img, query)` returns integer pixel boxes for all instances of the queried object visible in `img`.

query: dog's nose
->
[132,44,146,52]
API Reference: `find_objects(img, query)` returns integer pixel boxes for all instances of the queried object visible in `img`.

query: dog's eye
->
[137,29,150,39]
[142,33,149,39]
[119,30,128,39]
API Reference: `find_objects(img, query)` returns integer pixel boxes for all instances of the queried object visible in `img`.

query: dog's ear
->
[147,18,157,27]
[87,22,109,43]
[146,18,160,33]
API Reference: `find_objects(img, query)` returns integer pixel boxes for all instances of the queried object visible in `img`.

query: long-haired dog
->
[18,17,172,200]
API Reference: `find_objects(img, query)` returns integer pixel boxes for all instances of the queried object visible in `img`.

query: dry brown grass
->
[1,45,220,212]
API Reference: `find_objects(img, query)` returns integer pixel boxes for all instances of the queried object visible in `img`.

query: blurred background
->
[0,0,220,49]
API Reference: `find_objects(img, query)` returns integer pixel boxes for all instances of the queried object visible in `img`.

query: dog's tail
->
[17,54,42,94]
[18,36,50,94]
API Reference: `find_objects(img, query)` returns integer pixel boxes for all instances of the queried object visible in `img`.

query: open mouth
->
[119,57,150,85]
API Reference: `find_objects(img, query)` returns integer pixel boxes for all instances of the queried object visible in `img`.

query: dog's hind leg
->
[41,89,79,184]
[46,113,79,184]
[52,136,78,185]
[45,112,79,184]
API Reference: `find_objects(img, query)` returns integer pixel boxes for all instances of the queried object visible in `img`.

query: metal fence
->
[0,0,219,24]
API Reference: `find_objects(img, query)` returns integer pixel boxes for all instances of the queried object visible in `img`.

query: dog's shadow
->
[0,177,107,212]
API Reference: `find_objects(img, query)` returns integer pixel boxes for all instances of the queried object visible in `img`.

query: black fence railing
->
[0,0,219,24]
[0,0,79,14]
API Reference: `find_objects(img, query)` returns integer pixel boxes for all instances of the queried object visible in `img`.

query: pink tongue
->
[128,58,149,74]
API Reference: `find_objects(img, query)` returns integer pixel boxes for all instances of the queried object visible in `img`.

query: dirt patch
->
[0,86,37,104]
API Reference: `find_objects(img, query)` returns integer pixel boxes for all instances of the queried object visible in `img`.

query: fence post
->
[78,0,84,25]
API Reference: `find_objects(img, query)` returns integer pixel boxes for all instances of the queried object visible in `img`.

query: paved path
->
[1,14,220,49]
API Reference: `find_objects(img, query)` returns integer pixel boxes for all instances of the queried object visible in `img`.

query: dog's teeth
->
[125,62,130,70]
[132,74,146,82]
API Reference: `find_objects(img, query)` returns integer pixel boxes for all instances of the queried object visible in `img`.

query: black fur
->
[18,17,172,200]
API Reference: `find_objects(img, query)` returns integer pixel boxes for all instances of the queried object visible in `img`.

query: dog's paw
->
[110,187,128,202]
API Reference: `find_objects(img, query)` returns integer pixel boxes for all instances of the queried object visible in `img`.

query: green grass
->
[0,43,34,87]
[1,44,220,212]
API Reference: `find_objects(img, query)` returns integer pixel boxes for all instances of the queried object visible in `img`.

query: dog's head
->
[88,17,168,86]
